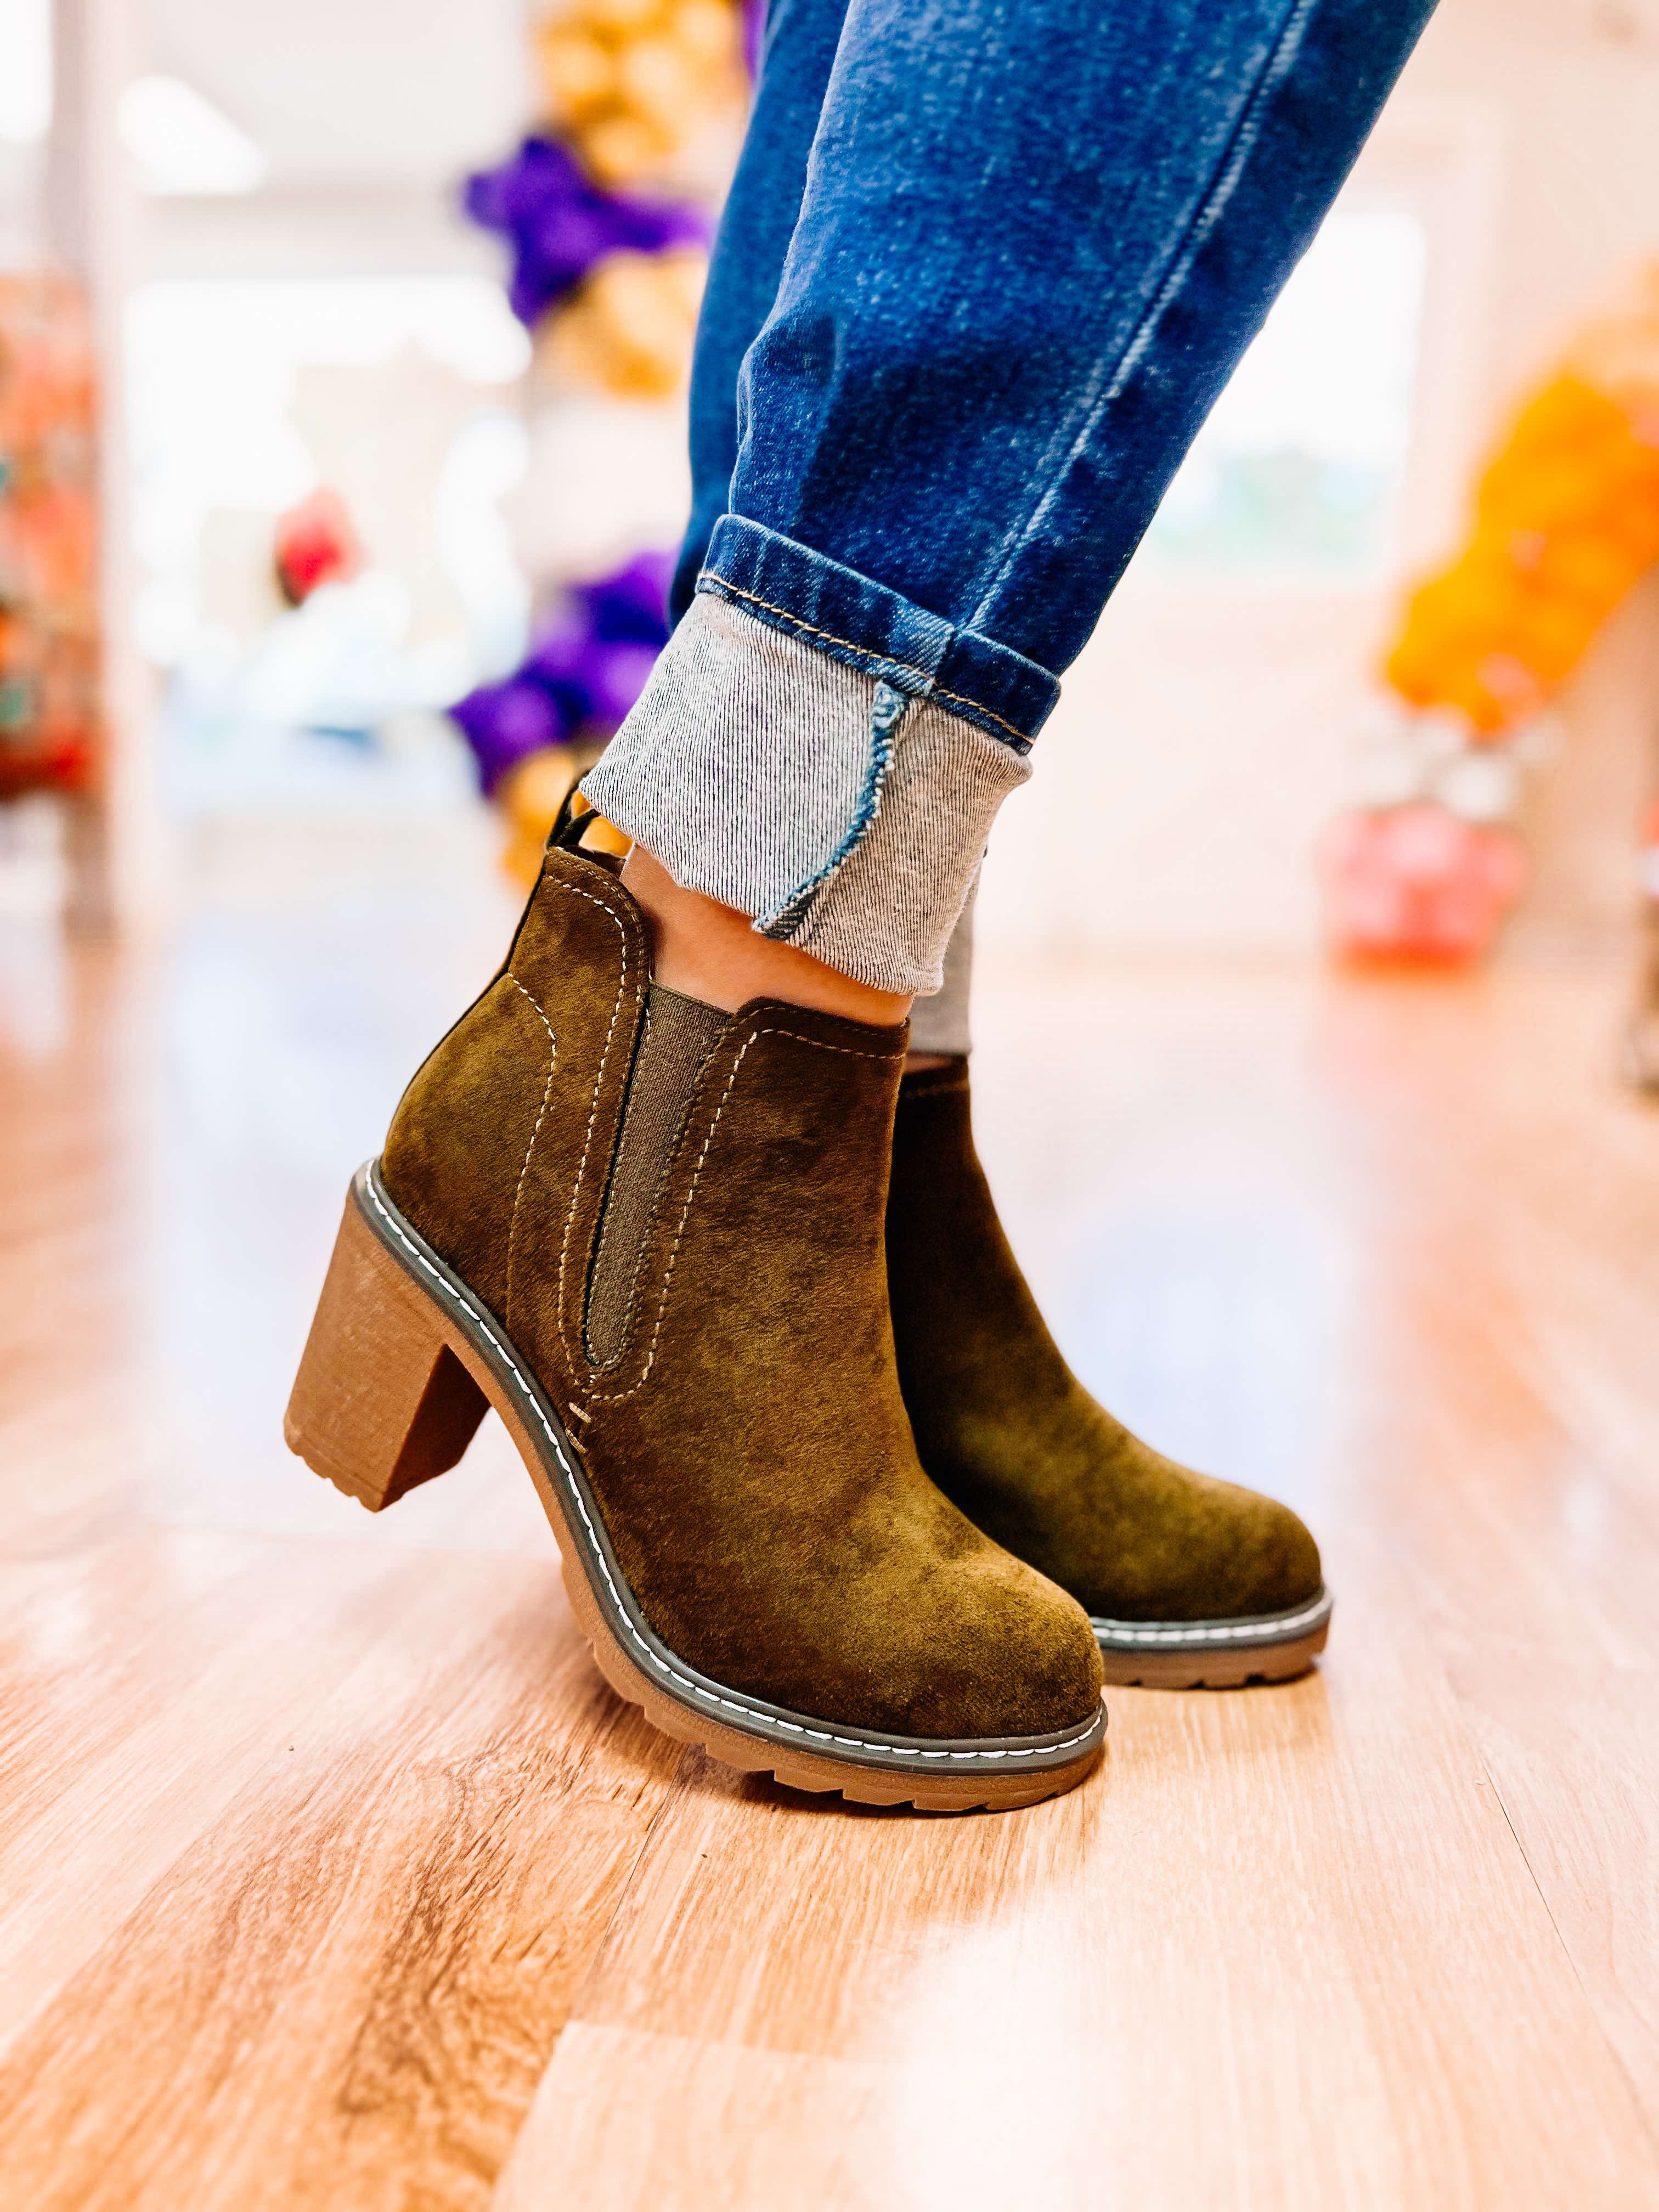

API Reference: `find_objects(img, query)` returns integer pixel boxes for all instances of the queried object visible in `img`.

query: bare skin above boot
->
[886,1062,1331,1688]
[285,835,1105,1810]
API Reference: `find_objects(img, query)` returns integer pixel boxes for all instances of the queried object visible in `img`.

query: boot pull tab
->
[548,784,632,861]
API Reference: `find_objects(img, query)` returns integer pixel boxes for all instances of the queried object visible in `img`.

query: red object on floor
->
[1319,801,1528,963]
[273,488,363,606]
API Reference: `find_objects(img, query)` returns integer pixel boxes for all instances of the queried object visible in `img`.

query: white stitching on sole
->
[362,1170,1099,1770]
[1091,1595,1331,1647]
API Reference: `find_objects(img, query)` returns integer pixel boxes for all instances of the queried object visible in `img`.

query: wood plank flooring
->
[3,893,1658,2209]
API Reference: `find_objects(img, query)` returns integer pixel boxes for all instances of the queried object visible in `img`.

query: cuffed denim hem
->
[696,514,1060,751]
[579,594,1029,997]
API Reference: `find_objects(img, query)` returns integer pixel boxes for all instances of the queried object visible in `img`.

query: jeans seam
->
[700,569,1034,748]
[758,681,905,940]
[967,0,1319,634]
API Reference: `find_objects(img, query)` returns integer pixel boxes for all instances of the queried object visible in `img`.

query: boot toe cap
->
[1074,1464,1325,1626]
[922,1557,1105,1741]
[1178,1482,1324,1622]
[1233,1493,1323,1616]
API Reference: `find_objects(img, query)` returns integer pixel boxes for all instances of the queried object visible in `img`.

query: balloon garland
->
[532,0,751,190]
[1386,292,1659,736]
[450,3,750,878]
[451,551,671,878]
[1324,264,1659,963]
[0,274,100,804]
[1317,800,1527,964]
[462,136,711,336]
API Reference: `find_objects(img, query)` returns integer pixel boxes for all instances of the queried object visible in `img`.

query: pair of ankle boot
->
[286,823,1329,1811]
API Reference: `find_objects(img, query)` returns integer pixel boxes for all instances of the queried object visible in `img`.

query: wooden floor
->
[4,884,1659,2210]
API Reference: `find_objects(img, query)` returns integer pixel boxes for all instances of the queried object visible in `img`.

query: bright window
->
[0,0,51,145]
[1142,208,1426,578]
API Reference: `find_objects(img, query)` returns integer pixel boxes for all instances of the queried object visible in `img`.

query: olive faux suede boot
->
[887,1062,1331,1688]
[285,836,1105,1809]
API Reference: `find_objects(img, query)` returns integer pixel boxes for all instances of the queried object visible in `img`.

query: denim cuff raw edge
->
[696,513,1059,752]
[579,594,1030,998]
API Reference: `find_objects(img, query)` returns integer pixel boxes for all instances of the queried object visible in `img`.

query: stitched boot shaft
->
[887,1063,1324,1627]
[379,849,1103,1743]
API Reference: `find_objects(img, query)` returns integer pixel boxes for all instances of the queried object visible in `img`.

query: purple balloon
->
[575,549,675,642]
[742,0,767,78]
[462,137,710,329]
[583,640,663,727]
[449,550,675,793]
[449,675,568,795]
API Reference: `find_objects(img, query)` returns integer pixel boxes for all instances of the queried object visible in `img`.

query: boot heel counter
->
[380,970,557,1319]
[380,849,650,1356]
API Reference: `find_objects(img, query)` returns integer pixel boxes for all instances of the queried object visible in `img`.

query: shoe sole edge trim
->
[1088,1590,1334,1651]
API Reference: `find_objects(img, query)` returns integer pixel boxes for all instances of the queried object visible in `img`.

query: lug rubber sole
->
[285,1164,1107,1813]
[1091,1590,1333,1689]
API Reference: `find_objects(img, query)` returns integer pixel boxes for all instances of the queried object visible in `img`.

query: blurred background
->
[3,0,1659,1502]
[4,0,1659,976]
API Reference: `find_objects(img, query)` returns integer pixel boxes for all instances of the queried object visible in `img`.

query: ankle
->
[621,843,911,1027]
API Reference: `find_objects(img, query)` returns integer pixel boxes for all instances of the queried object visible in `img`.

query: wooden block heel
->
[285,1188,487,1511]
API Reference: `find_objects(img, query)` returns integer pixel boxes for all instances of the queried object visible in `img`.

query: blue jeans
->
[583,0,1438,1012]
